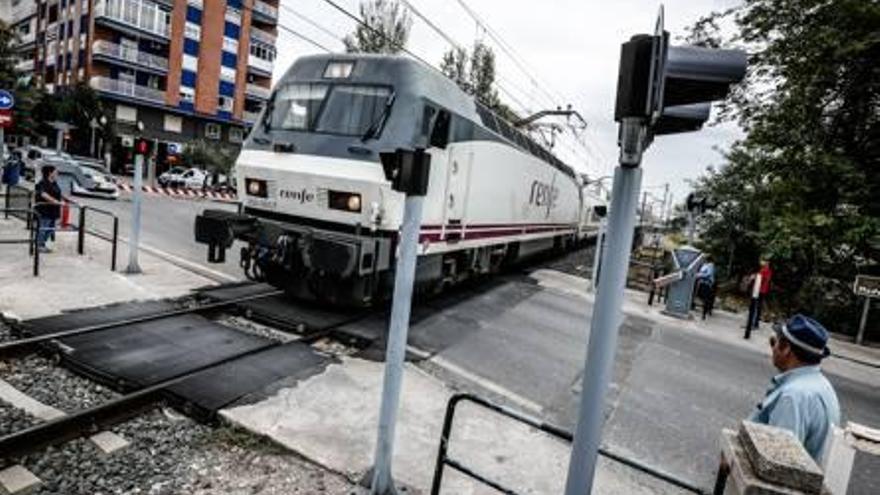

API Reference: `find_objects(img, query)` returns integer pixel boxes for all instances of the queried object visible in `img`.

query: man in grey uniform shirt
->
[750,314,841,462]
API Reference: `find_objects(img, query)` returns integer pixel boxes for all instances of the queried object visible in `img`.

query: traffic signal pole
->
[126,151,144,274]
[564,117,645,495]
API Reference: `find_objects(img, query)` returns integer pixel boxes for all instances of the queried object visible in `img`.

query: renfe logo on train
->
[530,180,559,216]
[280,188,315,204]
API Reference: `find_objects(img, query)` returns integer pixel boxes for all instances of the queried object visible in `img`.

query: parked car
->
[158,166,187,187]
[22,146,69,181]
[36,156,119,200]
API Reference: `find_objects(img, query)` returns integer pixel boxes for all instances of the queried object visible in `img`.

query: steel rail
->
[0,289,284,360]
[0,340,280,459]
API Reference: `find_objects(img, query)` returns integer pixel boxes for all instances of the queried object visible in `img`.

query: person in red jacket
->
[752,259,773,328]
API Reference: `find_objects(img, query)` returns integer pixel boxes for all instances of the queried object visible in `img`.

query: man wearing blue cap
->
[750,314,841,462]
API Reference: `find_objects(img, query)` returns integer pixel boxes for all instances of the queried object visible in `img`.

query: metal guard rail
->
[431,393,707,495]
[0,207,41,276]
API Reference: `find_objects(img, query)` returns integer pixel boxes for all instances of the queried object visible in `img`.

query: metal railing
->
[77,205,120,272]
[89,76,166,104]
[4,185,33,223]
[92,40,169,71]
[431,393,707,495]
[0,206,39,276]
[247,55,274,74]
[250,26,277,45]
[252,0,279,21]
[245,83,271,99]
[242,110,262,123]
[95,0,171,38]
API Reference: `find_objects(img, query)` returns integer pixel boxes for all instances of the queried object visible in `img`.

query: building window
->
[223,21,240,39]
[220,65,236,82]
[205,123,221,140]
[164,115,183,133]
[222,36,238,53]
[221,51,237,68]
[182,54,198,72]
[180,86,195,102]
[229,127,244,143]
[185,21,200,40]
[218,96,233,112]
[116,105,137,123]
[219,81,235,97]
[250,42,275,62]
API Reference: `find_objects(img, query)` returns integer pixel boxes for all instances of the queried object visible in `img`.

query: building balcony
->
[243,110,262,123]
[246,83,271,100]
[187,0,203,8]
[252,0,278,24]
[94,0,171,40]
[248,56,273,75]
[15,30,36,47]
[90,76,166,104]
[11,3,36,23]
[92,40,169,72]
[250,26,276,45]
[15,59,34,72]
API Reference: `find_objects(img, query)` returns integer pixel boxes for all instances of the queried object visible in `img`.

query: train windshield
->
[270,83,393,137]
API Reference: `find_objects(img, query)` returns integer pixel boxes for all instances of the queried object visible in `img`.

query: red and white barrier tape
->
[117,183,237,202]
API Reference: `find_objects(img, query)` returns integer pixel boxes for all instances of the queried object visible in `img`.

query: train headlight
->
[329,190,362,213]
[245,178,268,198]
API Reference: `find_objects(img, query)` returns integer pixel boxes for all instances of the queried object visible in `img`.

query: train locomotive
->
[195,54,604,305]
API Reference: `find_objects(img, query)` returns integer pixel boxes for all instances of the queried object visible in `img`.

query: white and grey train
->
[196,54,605,305]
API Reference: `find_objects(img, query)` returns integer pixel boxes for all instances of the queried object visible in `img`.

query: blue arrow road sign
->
[0,90,14,110]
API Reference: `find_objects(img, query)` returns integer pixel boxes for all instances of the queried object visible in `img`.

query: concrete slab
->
[0,465,41,495]
[88,431,130,455]
[739,421,823,493]
[0,218,216,319]
[221,357,690,494]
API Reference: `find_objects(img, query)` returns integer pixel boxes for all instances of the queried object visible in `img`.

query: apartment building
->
[3,0,278,171]
[1,0,39,77]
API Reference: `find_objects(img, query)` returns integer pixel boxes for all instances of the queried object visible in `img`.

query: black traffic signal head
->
[614,10,747,137]
[379,148,431,196]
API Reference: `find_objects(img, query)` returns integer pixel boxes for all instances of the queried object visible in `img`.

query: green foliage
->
[344,0,412,54]
[688,0,880,335]
[439,41,518,121]
[180,140,237,173]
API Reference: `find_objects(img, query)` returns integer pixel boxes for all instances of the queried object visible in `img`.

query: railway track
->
[0,283,379,490]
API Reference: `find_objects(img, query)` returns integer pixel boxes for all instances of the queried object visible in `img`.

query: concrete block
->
[739,421,823,494]
[89,431,130,455]
[721,429,801,495]
[0,465,42,495]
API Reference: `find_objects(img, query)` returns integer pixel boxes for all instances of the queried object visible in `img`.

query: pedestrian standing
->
[34,165,66,253]
[750,314,840,462]
[753,259,773,328]
[696,257,716,319]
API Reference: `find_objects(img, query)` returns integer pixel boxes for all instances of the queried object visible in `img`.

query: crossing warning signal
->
[134,138,150,155]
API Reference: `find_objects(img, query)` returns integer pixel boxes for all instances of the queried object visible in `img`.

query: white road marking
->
[428,355,544,414]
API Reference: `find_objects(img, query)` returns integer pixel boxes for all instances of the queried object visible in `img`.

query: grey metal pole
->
[370,194,425,495]
[564,118,644,495]
[125,153,143,274]
[687,211,695,244]
[590,218,605,291]
[856,298,870,346]
[55,129,63,152]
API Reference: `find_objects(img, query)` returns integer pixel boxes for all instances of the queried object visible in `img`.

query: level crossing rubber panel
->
[168,342,331,420]
[18,300,177,337]
[48,314,271,392]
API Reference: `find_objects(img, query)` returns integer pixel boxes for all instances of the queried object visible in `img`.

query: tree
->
[440,47,469,92]
[686,0,880,335]
[439,41,519,121]
[55,83,107,156]
[344,0,412,54]
[180,140,238,174]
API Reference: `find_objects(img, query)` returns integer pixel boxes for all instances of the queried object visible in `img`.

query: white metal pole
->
[371,194,424,495]
[564,118,644,495]
[125,153,143,274]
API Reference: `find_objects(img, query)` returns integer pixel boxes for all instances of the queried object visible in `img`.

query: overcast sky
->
[273,0,743,208]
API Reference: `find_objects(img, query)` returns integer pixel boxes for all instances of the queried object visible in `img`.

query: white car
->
[158,166,187,187]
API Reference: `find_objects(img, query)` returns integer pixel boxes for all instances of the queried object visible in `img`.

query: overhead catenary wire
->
[239,1,333,53]
[280,3,348,48]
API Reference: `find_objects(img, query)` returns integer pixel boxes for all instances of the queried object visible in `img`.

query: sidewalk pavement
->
[0,217,217,319]
[222,357,691,495]
[531,269,880,372]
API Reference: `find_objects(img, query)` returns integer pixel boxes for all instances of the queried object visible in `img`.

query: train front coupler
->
[194,209,259,263]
